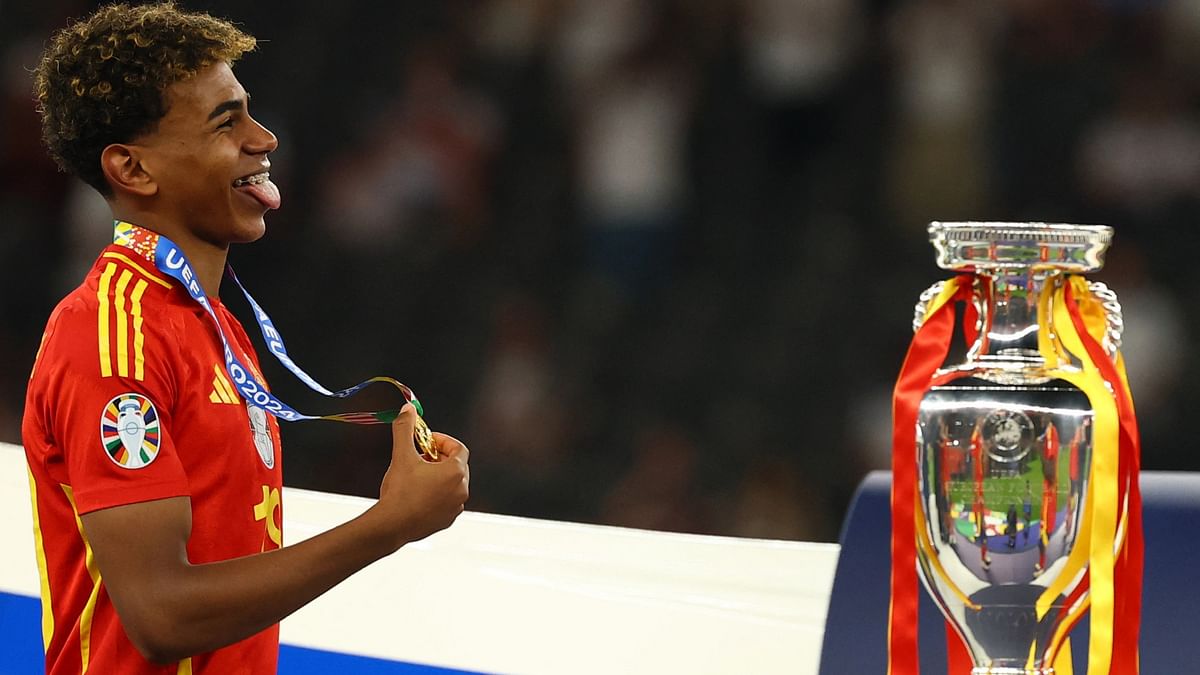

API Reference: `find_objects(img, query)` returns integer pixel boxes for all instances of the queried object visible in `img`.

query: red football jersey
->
[23,239,284,675]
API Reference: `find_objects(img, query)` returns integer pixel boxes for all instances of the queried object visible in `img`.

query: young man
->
[23,4,470,673]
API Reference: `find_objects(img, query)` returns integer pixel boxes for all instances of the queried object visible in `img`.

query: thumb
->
[390,404,419,460]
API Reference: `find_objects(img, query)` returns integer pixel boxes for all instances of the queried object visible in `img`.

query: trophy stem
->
[968,270,1052,363]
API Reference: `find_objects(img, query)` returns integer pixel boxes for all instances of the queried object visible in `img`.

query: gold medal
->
[415,415,436,460]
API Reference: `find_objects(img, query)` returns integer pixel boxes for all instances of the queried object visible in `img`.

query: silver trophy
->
[912,222,1120,674]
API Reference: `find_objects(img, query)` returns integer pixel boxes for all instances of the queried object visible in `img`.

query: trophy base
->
[969,662,1056,667]
[972,669,1054,675]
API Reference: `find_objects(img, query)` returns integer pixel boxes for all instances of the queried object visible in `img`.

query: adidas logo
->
[209,364,240,404]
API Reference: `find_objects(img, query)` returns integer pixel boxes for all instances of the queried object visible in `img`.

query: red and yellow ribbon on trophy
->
[888,273,1142,675]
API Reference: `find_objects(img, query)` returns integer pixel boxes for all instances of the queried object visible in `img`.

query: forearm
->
[128,506,398,663]
[86,424,468,665]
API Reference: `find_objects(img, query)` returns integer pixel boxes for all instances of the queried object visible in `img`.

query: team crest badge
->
[247,403,275,469]
[100,393,160,469]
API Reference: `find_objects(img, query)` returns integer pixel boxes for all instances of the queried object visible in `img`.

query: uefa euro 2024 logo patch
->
[100,393,161,469]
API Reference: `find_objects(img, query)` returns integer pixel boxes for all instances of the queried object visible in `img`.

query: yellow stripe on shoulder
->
[113,269,132,378]
[97,253,165,381]
[100,251,173,289]
[96,263,116,378]
[131,279,149,381]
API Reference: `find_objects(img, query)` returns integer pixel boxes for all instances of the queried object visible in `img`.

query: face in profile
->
[130,61,280,246]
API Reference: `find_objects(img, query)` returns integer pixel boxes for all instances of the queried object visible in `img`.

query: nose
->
[245,115,278,155]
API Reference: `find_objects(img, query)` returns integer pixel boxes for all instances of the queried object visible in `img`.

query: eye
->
[217,117,234,130]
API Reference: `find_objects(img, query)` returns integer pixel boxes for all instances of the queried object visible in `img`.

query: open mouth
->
[233,171,270,187]
[232,171,281,210]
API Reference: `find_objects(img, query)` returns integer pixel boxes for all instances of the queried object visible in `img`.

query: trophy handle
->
[912,281,948,333]
[913,279,1124,362]
[1087,281,1124,362]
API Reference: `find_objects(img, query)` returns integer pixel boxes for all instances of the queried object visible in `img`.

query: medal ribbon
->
[111,221,423,426]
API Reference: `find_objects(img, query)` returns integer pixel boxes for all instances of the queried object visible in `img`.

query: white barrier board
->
[1,443,837,673]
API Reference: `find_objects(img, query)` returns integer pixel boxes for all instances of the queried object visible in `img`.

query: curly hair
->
[33,2,257,195]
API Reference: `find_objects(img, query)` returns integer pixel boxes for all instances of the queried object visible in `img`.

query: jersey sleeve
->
[34,271,191,516]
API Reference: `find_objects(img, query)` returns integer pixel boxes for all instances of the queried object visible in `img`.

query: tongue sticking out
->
[236,179,282,210]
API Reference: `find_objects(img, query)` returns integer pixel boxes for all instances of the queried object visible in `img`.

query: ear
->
[100,144,158,197]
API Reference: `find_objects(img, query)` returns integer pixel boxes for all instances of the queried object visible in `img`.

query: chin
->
[232,215,269,244]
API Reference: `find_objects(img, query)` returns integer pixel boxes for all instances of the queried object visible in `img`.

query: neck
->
[112,209,228,298]
[175,238,227,299]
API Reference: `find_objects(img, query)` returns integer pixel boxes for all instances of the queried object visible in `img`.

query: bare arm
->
[80,405,469,664]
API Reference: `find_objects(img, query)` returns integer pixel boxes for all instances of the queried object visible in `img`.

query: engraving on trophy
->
[981,409,1034,463]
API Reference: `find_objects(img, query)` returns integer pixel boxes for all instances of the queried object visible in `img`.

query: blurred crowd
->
[3,0,1199,542]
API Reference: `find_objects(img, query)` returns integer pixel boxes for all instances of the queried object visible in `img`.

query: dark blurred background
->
[3,0,1198,543]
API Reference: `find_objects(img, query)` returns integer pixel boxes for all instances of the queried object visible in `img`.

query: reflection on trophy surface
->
[918,389,1090,669]
[912,222,1120,674]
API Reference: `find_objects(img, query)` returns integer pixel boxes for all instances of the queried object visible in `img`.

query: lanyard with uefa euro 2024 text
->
[110,220,436,458]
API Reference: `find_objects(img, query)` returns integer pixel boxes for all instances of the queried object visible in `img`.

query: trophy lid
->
[929,222,1112,273]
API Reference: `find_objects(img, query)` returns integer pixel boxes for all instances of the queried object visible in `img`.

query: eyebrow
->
[206,93,251,122]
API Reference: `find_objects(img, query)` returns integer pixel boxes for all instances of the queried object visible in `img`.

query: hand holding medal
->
[325,380,438,461]
[112,221,441,460]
